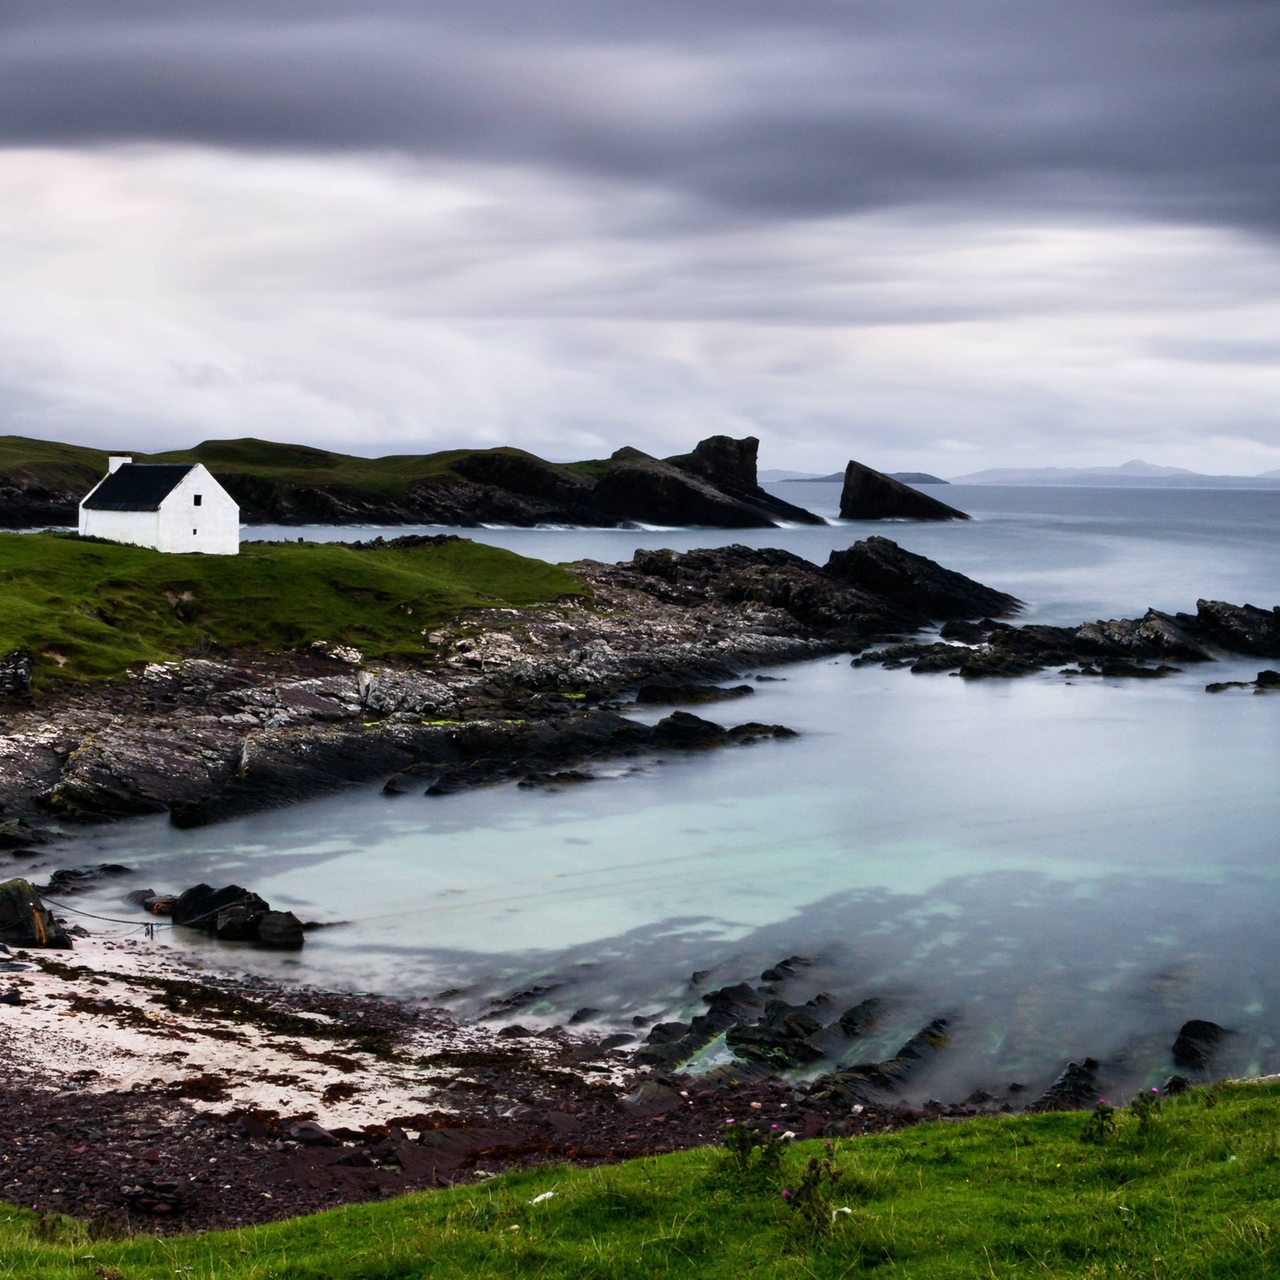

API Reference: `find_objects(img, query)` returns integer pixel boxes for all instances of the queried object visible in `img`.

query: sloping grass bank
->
[3,1081,1277,1279]
[0,533,583,690]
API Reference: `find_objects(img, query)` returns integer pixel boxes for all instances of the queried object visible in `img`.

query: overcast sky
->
[3,1,1279,476]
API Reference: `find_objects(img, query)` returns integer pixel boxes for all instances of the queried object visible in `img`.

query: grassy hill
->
[1,1080,1276,1278]
[150,437,584,499]
[0,532,583,691]
[0,435,588,508]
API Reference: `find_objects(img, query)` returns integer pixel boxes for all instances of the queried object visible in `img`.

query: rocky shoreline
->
[3,534,1279,1233]
[0,934,1006,1234]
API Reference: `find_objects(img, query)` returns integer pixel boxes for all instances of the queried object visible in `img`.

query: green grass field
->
[0,532,583,690]
[2,1081,1277,1279]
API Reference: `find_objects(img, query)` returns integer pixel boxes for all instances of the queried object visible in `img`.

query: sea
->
[54,483,1280,1101]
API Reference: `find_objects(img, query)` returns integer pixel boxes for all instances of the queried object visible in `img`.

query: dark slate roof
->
[81,464,196,511]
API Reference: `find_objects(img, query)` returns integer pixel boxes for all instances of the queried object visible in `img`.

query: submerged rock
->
[1171,1019,1228,1070]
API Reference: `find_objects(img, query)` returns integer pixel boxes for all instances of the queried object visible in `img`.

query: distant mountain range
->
[764,470,950,485]
[947,460,1280,488]
[764,460,1280,489]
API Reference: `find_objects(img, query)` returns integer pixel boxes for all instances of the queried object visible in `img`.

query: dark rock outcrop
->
[1029,1058,1101,1111]
[589,438,824,528]
[1191,600,1280,657]
[806,1017,952,1106]
[168,883,304,950]
[825,536,1020,620]
[35,864,132,895]
[634,679,754,705]
[0,650,33,704]
[0,479,83,529]
[856,596,1280,683]
[1171,1019,1228,1070]
[0,877,73,948]
[839,460,970,521]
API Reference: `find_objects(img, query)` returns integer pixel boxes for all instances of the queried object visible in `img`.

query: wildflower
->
[529,1191,556,1204]
[780,1130,797,1141]
[781,1189,793,1201]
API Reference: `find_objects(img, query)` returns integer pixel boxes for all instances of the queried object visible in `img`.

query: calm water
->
[58,487,1280,1100]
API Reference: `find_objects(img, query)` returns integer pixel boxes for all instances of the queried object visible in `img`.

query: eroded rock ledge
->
[0,537,1018,838]
[1,535,1275,846]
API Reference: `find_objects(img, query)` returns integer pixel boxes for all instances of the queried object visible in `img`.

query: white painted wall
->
[155,465,240,555]
[79,464,240,555]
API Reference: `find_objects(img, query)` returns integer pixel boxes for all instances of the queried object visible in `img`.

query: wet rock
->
[288,1120,342,1147]
[825,537,1021,621]
[0,877,72,948]
[806,1017,951,1107]
[725,999,828,1069]
[1189,600,1280,657]
[172,883,270,932]
[836,997,885,1038]
[166,882,304,950]
[634,679,754,705]
[1029,1058,1101,1111]
[839,459,970,521]
[649,710,731,749]
[619,1080,684,1116]
[36,864,133,895]
[760,955,812,983]
[1171,1019,1228,1070]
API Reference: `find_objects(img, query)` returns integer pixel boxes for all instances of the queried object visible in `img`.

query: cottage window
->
[193,494,203,506]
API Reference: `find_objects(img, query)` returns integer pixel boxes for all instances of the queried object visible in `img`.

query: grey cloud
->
[2,1,1278,233]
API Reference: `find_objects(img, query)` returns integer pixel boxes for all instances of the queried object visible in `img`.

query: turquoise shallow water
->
[57,487,1280,1098]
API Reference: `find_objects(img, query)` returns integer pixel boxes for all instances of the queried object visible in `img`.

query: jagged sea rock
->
[806,1017,951,1106]
[1029,1058,1101,1111]
[839,460,970,521]
[590,438,823,529]
[1189,600,1280,657]
[826,536,1021,621]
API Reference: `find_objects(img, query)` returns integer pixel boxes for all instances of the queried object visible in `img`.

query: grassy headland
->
[0,532,583,691]
[2,1080,1276,1278]
[0,435,564,497]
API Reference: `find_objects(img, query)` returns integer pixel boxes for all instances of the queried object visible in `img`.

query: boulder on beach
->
[0,877,73,949]
[168,882,305,950]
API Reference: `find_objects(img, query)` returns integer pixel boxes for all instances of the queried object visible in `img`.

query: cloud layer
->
[3,1,1279,473]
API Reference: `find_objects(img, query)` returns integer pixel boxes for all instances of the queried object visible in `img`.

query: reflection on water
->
[61,651,1280,1100]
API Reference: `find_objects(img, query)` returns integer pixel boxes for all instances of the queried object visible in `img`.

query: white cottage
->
[79,456,240,555]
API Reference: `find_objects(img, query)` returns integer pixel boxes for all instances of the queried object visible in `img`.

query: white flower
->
[832,1206,853,1220]
[529,1191,556,1204]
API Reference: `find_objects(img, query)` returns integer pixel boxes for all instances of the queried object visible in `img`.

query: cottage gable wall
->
[155,465,239,555]
[79,462,240,555]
